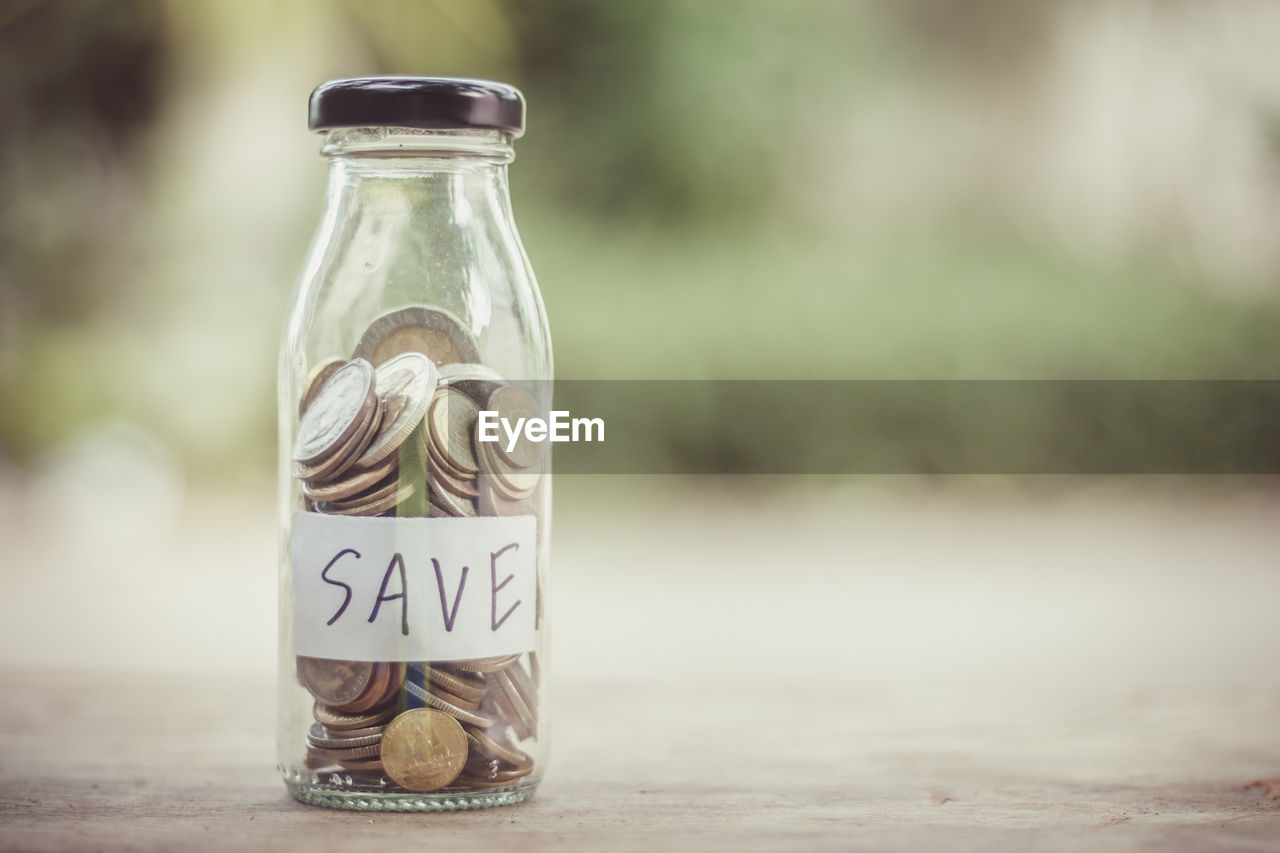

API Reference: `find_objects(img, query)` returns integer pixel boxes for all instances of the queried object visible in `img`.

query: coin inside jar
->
[354,305,481,368]
[299,358,346,418]
[297,657,375,706]
[380,709,469,792]
[346,352,438,470]
[292,359,378,465]
[485,384,544,469]
[427,387,481,476]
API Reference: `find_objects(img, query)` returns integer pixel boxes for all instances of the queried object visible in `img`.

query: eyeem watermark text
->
[477,410,604,453]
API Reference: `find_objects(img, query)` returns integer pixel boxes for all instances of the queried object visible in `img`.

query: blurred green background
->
[1,0,1278,483]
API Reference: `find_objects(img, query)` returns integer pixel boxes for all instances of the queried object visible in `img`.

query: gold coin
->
[354,305,481,368]
[380,709,469,793]
[297,657,374,706]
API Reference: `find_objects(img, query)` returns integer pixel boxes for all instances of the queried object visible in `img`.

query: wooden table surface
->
[1,485,1278,850]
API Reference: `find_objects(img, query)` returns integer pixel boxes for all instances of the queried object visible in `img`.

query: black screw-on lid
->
[309,77,524,136]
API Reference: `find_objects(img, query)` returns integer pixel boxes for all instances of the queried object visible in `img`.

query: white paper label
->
[291,511,536,662]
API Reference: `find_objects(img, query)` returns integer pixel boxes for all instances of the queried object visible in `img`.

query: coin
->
[464,726,529,767]
[403,679,496,728]
[294,387,383,484]
[336,661,406,713]
[427,388,481,476]
[292,359,377,464]
[307,723,384,750]
[331,661,391,713]
[422,413,474,483]
[299,358,346,418]
[320,479,420,516]
[478,478,536,517]
[452,655,520,674]
[380,709,469,792]
[313,701,398,731]
[311,721,389,740]
[484,384,543,469]
[489,668,536,740]
[477,439,540,499]
[297,657,375,706]
[505,660,538,713]
[302,450,399,502]
[354,305,481,368]
[427,683,481,713]
[347,352,438,470]
[424,666,487,703]
[426,441,480,500]
[306,742,383,761]
[427,477,477,518]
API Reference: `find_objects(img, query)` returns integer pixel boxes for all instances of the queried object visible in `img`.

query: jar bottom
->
[286,774,539,812]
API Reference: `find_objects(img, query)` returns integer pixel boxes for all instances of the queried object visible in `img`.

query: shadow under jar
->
[277,77,552,812]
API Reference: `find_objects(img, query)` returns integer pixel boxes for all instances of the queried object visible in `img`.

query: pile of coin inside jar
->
[291,305,542,792]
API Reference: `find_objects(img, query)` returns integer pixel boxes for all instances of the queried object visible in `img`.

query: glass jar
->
[277,78,552,811]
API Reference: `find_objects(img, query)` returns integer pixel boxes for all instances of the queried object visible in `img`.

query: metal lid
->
[309,77,524,136]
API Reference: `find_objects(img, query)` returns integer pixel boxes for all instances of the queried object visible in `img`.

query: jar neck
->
[320,127,515,166]
[319,127,517,225]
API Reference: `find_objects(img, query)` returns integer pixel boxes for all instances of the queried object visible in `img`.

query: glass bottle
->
[277,78,551,811]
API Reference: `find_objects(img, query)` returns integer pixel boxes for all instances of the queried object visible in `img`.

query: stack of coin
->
[297,658,404,771]
[422,385,482,518]
[475,384,543,517]
[396,657,537,788]
[295,352,438,516]
[293,304,544,793]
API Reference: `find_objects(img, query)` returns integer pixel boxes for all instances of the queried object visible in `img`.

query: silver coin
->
[299,358,346,418]
[348,352,438,470]
[403,679,495,728]
[294,398,382,484]
[292,359,376,464]
[354,305,481,367]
